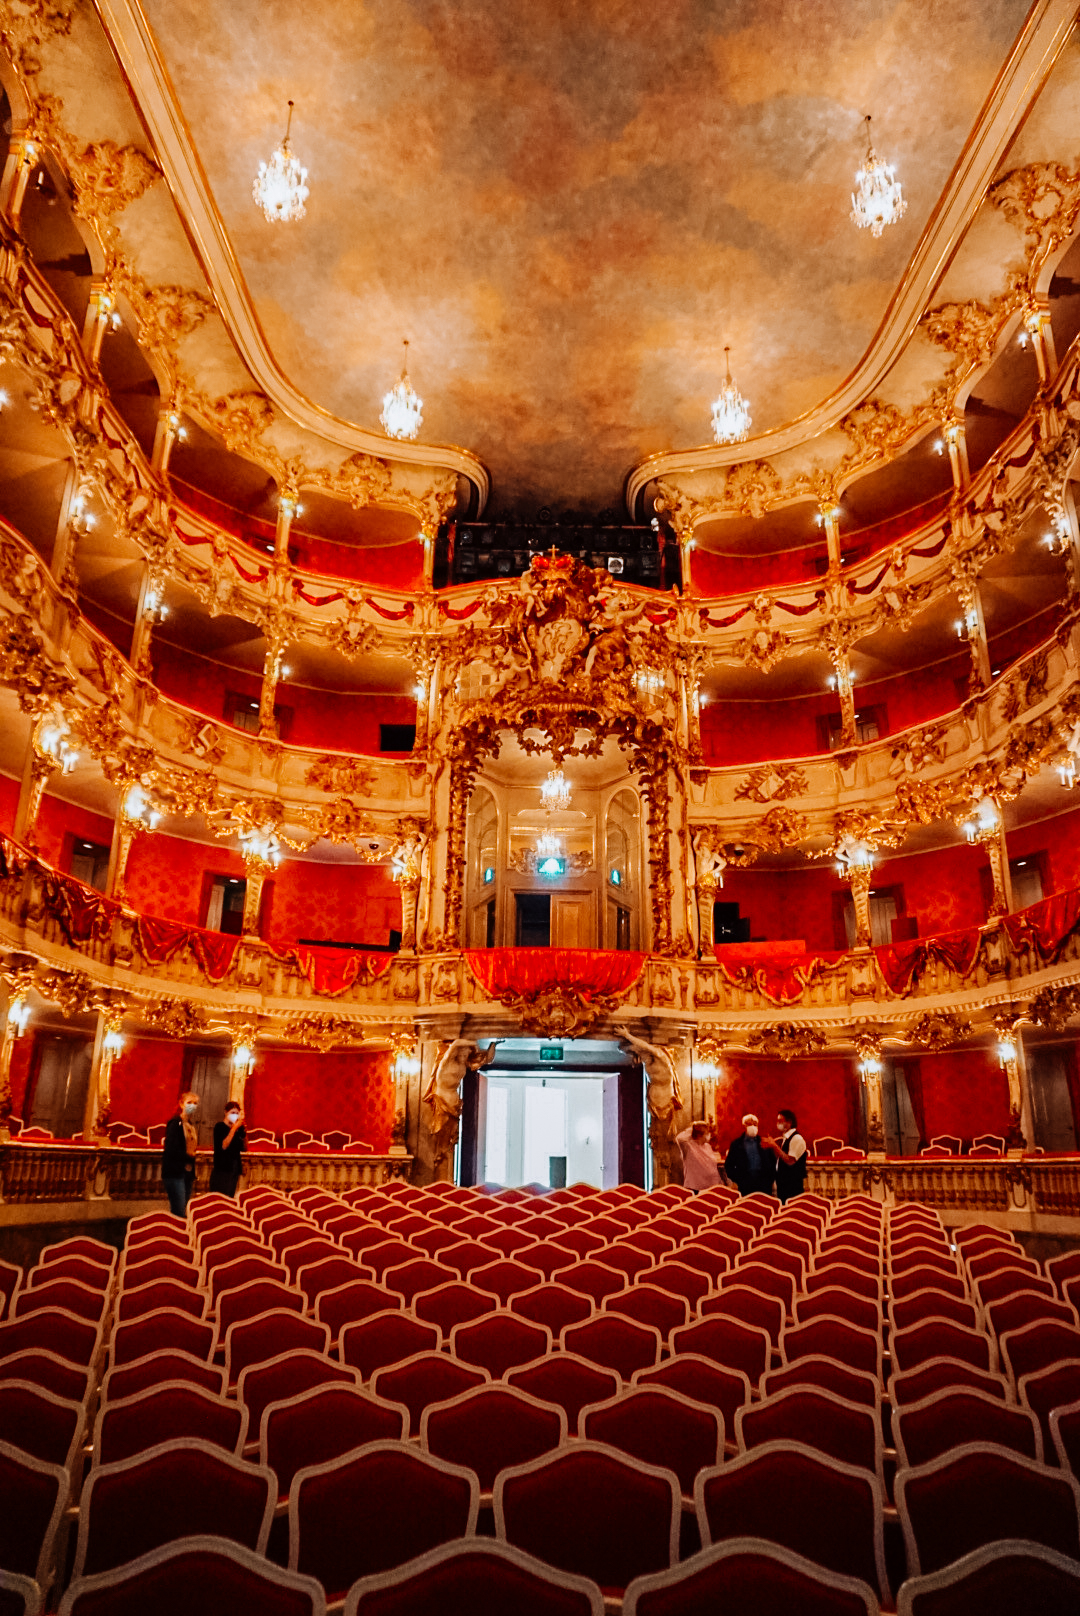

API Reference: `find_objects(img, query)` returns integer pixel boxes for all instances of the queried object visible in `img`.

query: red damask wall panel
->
[857,652,970,734]
[265,860,400,949]
[246,1048,393,1149]
[987,602,1062,674]
[917,1048,1010,1140]
[284,687,416,754]
[110,1038,187,1132]
[1009,805,1080,895]
[701,690,839,767]
[691,544,824,595]
[35,795,114,872]
[8,1035,34,1120]
[0,770,20,835]
[718,866,840,952]
[152,641,263,729]
[292,536,424,591]
[125,833,245,926]
[715,1055,859,1154]
[871,842,987,937]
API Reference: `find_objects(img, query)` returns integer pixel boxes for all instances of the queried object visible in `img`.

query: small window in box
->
[68,838,110,892]
[206,875,247,935]
[380,724,416,753]
[818,706,886,752]
[224,692,291,740]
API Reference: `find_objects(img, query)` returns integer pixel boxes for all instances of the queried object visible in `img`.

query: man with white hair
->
[723,1112,776,1197]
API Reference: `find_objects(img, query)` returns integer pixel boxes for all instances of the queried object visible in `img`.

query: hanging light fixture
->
[253,101,309,224]
[380,340,423,440]
[711,347,751,445]
[541,768,572,810]
[850,115,906,238]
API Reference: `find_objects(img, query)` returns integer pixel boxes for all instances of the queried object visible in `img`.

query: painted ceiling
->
[138,0,1034,515]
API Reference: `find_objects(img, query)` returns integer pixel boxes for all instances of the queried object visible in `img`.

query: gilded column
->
[995,1017,1032,1155]
[953,570,991,691]
[856,1034,886,1158]
[82,1006,126,1141]
[0,134,39,226]
[0,968,34,1140]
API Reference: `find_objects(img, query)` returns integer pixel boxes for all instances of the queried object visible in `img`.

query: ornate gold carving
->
[304,756,377,796]
[304,453,392,510]
[889,724,949,778]
[734,762,809,804]
[280,1013,364,1052]
[744,1023,826,1060]
[304,797,380,851]
[731,626,791,673]
[989,161,1080,272]
[752,806,810,854]
[70,140,159,218]
[1001,649,1050,722]
[1026,983,1080,1031]
[909,1010,968,1050]
[141,998,207,1039]
[190,390,275,451]
[495,983,624,1039]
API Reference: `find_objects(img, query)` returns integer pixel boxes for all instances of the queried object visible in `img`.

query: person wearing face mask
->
[723,1112,776,1197]
[209,1099,246,1198]
[161,1090,200,1217]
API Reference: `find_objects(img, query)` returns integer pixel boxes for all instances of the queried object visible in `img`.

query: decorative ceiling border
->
[624,0,1079,515]
[92,0,491,513]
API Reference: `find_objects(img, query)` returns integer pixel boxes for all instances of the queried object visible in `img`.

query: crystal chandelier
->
[380,340,423,440]
[253,101,309,224]
[711,348,751,444]
[541,768,572,809]
[850,116,906,238]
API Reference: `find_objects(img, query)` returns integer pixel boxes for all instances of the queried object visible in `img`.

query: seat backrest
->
[73,1438,276,1578]
[695,1439,889,1604]
[1049,1397,1080,1475]
[580,1386,723,1498]
[604,1284,690,1343]
[381,1259,460,1307]
[894,1538,1080,1616]
[494,1441,680,1596]
[58,1533,325,1616]
[551,1260,628,1305]
[805,1265,883,1303]
[101,1349,226,1405]
[761,1353,880,1409]
[262,1383,407,1497]
[0,1566,41,1616]
[339,1312,440,1380]
[507,1352,620,1428]
[0,1348,90,1405]
[621,1537,880,1616]
[449,1311,552,1378]
[987,1294,1078,1340]
[95,1381,248,1467]
[111,1309,212,1367]
[341,1537,601,1616]
[420,1384,566,1494]
[0,1379,84,1471]
[895,1441,1080,1576]
[0,1439,69,1588]
[670,1315,770,1390]
[14,1279,108,1326]
[41,1239,116,1272]
[780,1317,882,1380]
[370,1351,488,1437]
[216,1280,305,1343]
[237,1350,358,1439]
[1001,1321,1080,1388]
[890,1288,979,1336]
[315,1280,403,1344]
[894,1386,1041,1470]
[120,1255,199,1291]
[793,1289,881,1335]
[562,1314,662,1379]
[115,1280,207,1324]
[736,1385,881,1478]
[290,1440,479,1600]
[1019,1360,1080,1449]
[225,1310,331,1387]
[890,1356,1009,1409]
[510,1283,593,1335]
[891,1318,993,1376]
[29,1255,112,1293]
[0,1308,102,1369]
[889,1267,966,1303]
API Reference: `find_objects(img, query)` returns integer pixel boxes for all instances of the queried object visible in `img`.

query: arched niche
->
[464,782,500,947]
[604,786,642,949]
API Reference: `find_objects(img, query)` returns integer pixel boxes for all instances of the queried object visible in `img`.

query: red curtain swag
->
[292,945,394,996]
[136,915,239,983]
[875,929,983,996]
[1003,889,1080,964]
[465,948,645,1002]
[46,874,120,946]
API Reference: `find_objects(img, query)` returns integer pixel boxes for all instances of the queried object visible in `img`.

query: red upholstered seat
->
[895,1386,1041,1470]
[494,1441,680,1598]
[40,1239,116,1271]
[0,1349,91,1405]
[315,1280,402,1345]
[29,1255,112,1293]
[101,1349,226,1405]
[780,1318,883,1380]
[261,1383,407,1500]
[1020,1360,1080,1452]
[370,1351,488,1437]
[13,1279,107,1326]
[0,1440,74,1593]
[634,1354,751,1435]
[281,1242,340,1284]
[895,1442,1080,1575]
[975,1270,1055,1309]
[0,1380,85,1472]
[380,1259,459,1306]
[1002,1321,1080,1388]
[736,1385,882,1478]
[339,1225,402,1261]
[701,1286,784,1346]
[696,1441,890,1604]
[467,1258,546,1305]
[639,1260,712,1309]
[894,1538,1080,1616]
[599,1245,655,1284]
[421,1384,566,1494]
[1050,1397,1080,1474]
[806,1265,885,1303]
[356,1240,417,1279]
[988,1293,1079,1340]
[237,1351,358,1441]
[580,1385,723,1499]
[622,1538,879,1616]
[72,1439,275,1578]
[114,1280,207,1323]
[890,1289,979,1335]
[510,1283,593,1335]
[671,1315,771,1390]
[0,1309,103,1369]
[727,1261,796,1312]
[761,1353,880,1409]
[512,1242,582,1280]
[216,1281,305,1343]
[59,1533,325,1616]
[889,1268,966,1303]
[562,1314,662,1378]
[289,1440,479,1601]
[551,1260,628,1306]
[120,1255,199,1291]
[604,1284,689,1343]
[340,1538,602,1616]
[891,1356,1009,1408]
[450,1311,552,1378]
[224,1311,330,1386]
[94,1382,247,1466]
[794,1289,881,1335]
[340,1312,440,1380]
[0,1566,40,1616]
[201,1243,269,1284]
[507,1353,620,1428]
[1047,1251,1080,1297]
[891,1318,994,1376]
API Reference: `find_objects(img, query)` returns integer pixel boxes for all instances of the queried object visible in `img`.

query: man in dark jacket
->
[724,1112,776,1196]
[209,1100,246,1198]
[763,1108,808,1204]
[161,1090,199,1217]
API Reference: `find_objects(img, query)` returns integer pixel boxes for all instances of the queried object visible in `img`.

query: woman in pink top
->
[676,1121,722,1192]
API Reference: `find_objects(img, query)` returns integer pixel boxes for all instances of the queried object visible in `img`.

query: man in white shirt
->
[763,1108,808,1203]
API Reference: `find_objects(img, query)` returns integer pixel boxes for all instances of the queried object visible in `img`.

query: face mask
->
[184,1104,197,1117]
[226,1113,239,1124]
[745,1125,759,1137]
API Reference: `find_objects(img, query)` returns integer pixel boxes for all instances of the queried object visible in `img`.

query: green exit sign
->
[539,1045,563,1062]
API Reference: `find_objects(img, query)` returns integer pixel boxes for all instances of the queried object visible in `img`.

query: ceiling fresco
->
[138,0,1034,515]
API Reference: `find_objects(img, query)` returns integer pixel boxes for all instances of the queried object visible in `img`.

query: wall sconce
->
[38,720,78,774]
[102,1028,125,1057]
[122,784,162,830]
[7,997,30,1036]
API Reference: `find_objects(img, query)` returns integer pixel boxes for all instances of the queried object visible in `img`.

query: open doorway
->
[460,1037,645,1189]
